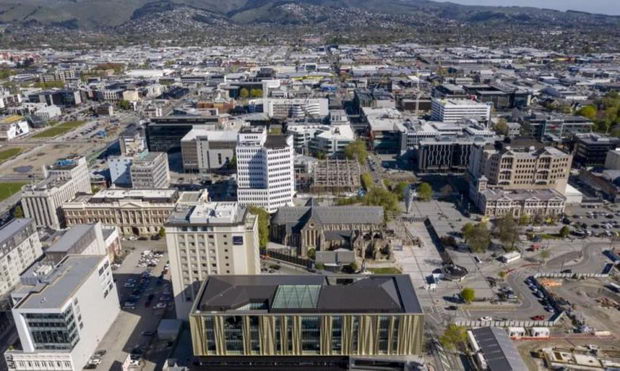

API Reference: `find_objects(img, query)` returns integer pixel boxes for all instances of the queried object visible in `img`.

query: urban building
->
[287,123,355,157]
[45,223,120,264]
[62,189,207,236]
[0,219,43,299]
[309,160,362,194]
[468,327,528,371]
[361,107,406,154]
[577,169,620,203]
[236,127,295,213]
[28,90,81,107]
[181,129,237,173]
[604,149,620,170]
[472,187,566,218]
[468,143,572,194]
[130,151,170,189]
[0,115,29,141]
[264,98,329,119]
[118,125,146,156]
[188,275,423,367]
[271,204,384,257]
[430,98,491,124]
[5,255,119,371]
[107,156,133,187]
[521,114,593,140]
[146,115,222,153]
[22,156,91,229]
[164,202,260,319]
[573,133,620,167]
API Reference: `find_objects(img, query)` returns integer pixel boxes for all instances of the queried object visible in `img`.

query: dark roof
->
[471,327,528,371]
[264,135,290,149]
[194,275,422,315]
[272,206,384,231]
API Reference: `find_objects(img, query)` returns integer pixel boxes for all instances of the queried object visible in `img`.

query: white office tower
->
[5,255,119,371]
[164,202,260,319]
[0,219,43,298]
[236,127,295,213]
[431,98,491,124]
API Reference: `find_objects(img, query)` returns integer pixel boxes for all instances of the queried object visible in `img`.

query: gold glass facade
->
[190,313,423,357]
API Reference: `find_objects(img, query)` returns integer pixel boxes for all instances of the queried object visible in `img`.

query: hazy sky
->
[436,0,620,15]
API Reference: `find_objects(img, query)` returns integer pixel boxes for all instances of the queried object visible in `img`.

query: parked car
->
[479,316,493,321]
[531,315,545,320]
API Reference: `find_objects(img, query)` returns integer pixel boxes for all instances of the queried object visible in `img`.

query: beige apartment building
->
[469,144,572,193]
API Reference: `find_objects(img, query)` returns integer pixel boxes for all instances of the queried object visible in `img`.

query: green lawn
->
[0,182,27,202]
[0,147,22,164]
[368,267,402,274]
[32,121,86,138]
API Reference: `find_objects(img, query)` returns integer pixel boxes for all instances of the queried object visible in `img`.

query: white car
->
[479,316,493,322]
[153,302,166,309]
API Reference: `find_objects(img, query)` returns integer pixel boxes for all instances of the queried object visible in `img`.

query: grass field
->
[368,267,402,274]
[0,147,22,164]
[0,182,27,202]
[32,121,86,138]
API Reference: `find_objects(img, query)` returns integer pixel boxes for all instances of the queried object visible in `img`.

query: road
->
[95,240,172,371]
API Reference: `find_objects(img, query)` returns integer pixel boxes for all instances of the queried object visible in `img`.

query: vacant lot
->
[0,182,27,202]
[0,147,22,164]
[32,121,86,138]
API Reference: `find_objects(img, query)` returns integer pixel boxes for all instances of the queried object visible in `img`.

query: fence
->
[260,248,312,267]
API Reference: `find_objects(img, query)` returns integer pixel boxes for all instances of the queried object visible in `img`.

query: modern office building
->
[604,149,620,170]
[521,114,593,141]
[0,219,43,299]
[264,98,329,119]
[22,156,91,229]
[188,275,423,368]
[236,127,295,213]
[118,124,146,156]
[181,129,238,173]
[5,255,119,371]
[107,156,133,187]
[164,202,260,319]
[146,115,221,153]
[430,98,491,124]
[573,133,620,167]
[287,123,355,157]
[62,189,207,236]
[130,151,170,189]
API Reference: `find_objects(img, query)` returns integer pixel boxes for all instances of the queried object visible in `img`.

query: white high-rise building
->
[236,127,295,213]
[0,219,43,299]
[431,98,491,124]
[5,255,119,371]
[164,202,260,319]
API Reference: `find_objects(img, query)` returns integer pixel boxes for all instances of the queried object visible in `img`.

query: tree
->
[227,155,237,170]
[417,182,432,202]
[439,324,468,351]
[493,118,509,136]
[361,173,374,191]
[250,89,263,98]
[519,214,530,226]
[307,248,316,260]
[461,223,474,239]
[498,271,507,280]
[363,187,399,221]
[559,226,570,238]
[460,287,476,304]
[394,181,409,201]
[497,214,519,249]
[13,205,24,218]
[158,227,166,238]
[468,223,491,253]
[248,206,270,247]
[576,105,597,121]
[239,88,249,98]
[118,100,131,110]
[344,140,368,165]
[533,213,544,225]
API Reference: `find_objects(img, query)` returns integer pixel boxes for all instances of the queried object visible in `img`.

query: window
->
[331,316,342,353]
[205,317,217,352]
[390,317,400,353]
[378,316,390,354]
[223,316,244,354]
[249,316,260,354]
[301,316,320,354]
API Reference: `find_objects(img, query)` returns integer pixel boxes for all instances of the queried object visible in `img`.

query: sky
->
[435,0,620,15]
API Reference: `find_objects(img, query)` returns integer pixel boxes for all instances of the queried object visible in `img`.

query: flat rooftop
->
[16,255,103,310]
[167,202,246,226]
[471,327,528,371]
[0,218,34,247]
[46,224,95,254]
[194,275,422,314]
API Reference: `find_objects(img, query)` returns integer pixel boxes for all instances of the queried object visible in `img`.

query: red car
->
[531,315,545,321]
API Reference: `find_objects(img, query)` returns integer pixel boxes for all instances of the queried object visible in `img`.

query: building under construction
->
[309,159,362,194]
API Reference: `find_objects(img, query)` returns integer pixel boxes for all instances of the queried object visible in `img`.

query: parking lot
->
[93,240,175,371]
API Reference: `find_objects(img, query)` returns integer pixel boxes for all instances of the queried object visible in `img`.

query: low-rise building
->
[431,98,491,124]
[189,274,424,368]
[181,129,237,173]
[164,202,260,319]
[573,133,620,167]
[468,327,528,371]
[130,151,170,189]
[62,189,207,236]
[45,223,120,264]
[0,115,29,141]
[271,204,384,257]
[5,255,119,371]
